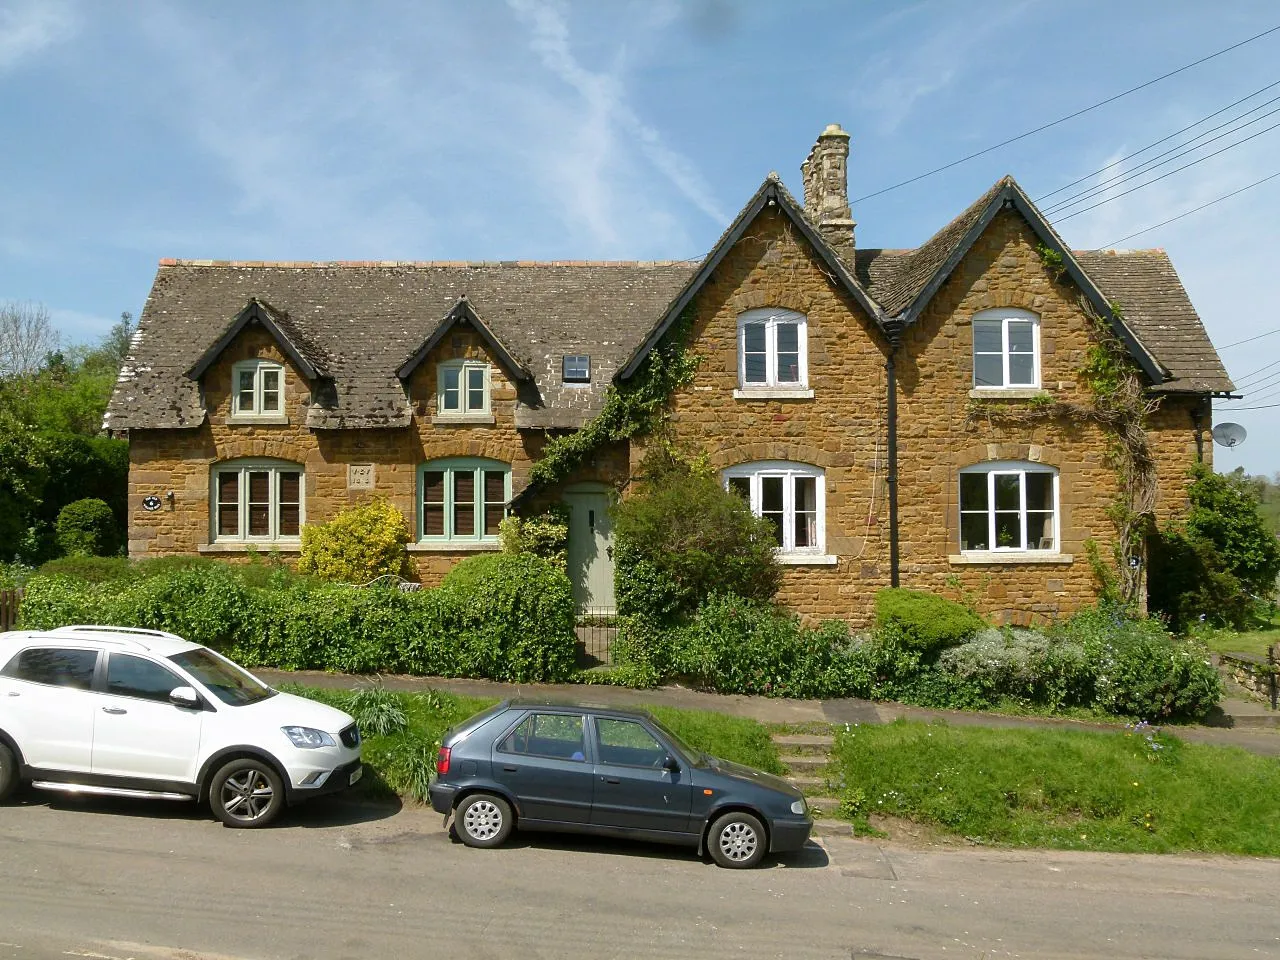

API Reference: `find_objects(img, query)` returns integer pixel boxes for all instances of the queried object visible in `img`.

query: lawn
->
[283,685,785,801]
[1198,607,1280,658]
[831,718,1280,856]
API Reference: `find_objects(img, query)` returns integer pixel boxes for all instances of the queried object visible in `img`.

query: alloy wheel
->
[220,769,275,823]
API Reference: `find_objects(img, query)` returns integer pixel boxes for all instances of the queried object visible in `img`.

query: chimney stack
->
[801,123,855,264]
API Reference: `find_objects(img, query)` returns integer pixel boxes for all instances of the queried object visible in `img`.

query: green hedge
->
[19,554,578,683]
[873,588,984,654]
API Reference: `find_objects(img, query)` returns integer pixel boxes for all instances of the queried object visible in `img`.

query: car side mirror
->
[662,754,680,772]
[169,685,200,708]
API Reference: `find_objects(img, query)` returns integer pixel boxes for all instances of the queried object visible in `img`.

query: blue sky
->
[2,0,1278,473]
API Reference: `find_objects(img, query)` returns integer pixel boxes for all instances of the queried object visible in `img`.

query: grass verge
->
[1196,609,1280,659]
[283,685,785,800]
[831,718,1280,856]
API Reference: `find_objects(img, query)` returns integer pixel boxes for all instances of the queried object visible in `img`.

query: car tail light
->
[436,746,451,775]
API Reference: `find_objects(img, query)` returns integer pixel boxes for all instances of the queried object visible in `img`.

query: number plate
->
[349,766,363,786]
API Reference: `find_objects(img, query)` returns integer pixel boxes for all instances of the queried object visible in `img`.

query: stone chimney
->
[801,123,855,263]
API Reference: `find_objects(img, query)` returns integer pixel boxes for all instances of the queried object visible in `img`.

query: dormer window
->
[563,355,591,383]
[438,360,490,415]
[232,360,284,417]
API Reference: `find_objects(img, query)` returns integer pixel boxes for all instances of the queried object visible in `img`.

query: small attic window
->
[562,355,591,383]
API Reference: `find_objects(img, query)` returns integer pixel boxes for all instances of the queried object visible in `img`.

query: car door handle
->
[603,777,620,784]
[502,765,518,772]
[102,707,127,715]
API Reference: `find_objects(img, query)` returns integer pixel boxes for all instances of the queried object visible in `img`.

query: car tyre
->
[209,758,285,828]
[0,744,19,803]
[455,793,513,849]
[708,811,767,869]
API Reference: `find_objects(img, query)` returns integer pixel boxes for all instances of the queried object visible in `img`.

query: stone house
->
[107,125,1234,625]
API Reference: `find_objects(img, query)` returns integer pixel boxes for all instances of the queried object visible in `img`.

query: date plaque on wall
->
[348,464,375,490]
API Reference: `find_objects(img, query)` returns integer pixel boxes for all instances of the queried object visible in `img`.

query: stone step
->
[803,795,841,816]
[779,754,829,775]
[770,734,835,755]
[787,775,829,793]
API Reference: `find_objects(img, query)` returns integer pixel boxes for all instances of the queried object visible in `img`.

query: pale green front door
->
[564,489,615,614]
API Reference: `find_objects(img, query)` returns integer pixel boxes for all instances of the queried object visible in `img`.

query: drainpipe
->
[885,342,900,588]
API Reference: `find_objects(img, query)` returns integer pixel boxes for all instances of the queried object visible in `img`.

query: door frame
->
[562,482,617,615]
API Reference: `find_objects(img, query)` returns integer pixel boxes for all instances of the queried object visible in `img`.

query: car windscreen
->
[169,648,276,706]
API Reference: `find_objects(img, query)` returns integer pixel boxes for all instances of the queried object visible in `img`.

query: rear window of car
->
[498,712,587,762]
[1,647,98,690]
[169,647,274,706]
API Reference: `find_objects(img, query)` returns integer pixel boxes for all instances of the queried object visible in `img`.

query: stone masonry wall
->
[127,323,595,588]
[663,206,893,624]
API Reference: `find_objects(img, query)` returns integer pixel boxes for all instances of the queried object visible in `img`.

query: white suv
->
[0,625,362,828]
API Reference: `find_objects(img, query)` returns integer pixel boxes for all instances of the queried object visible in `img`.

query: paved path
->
[257,668,1280,755]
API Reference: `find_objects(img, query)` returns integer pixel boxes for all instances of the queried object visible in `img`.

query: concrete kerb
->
[256,668,1280,756]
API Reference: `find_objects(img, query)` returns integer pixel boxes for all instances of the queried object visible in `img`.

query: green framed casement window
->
[211,458,303,542]
[437,361,491,415]
[231,360,285,416]
[418,457,511,542]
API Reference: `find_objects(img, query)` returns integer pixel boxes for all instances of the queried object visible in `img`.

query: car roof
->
[502,698,657,722]
[4,625,204,657]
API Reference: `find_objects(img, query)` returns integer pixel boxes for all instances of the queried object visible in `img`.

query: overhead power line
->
[1221,400,1280,411]
[1220,327,1280,350]
[1044,99,1280,216]
[853,24,1280,203]
[1230,356,1280,386]
[1102,170,1280,245]
[1036,78,1280,202]
[1054,117,1280,222]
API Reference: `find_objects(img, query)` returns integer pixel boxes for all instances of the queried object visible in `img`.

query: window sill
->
[776,554,838,566]
[968,388,1047,400]
[431,414,496,426]
[199,541,301,553]
[226,415,290,426]
[949,552,1073,565]
[408,541,502,553]
[733,388,815,400]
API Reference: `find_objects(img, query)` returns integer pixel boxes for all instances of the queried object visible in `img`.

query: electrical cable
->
[852,24,1280,203]
[1219,327,1280,350]
[1101,170,1280,245]
[1036,78,1280,202]
[1044,100,1280,215]
[1054,117,1280,222]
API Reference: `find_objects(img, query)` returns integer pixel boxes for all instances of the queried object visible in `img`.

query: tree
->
[0,301,59,378]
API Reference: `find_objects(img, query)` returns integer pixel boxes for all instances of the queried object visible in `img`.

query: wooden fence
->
[0,589,21,632]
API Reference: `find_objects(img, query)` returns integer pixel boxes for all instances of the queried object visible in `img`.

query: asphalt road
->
[1,794,1278,960]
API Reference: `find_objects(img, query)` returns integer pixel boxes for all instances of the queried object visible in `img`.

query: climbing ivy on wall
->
[968,250,1159,606]
[524,312,700,493]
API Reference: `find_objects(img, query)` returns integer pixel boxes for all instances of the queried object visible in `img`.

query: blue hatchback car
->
[428,700,812,868]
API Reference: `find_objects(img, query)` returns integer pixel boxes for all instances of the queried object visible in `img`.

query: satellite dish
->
[1212,422,1247,448]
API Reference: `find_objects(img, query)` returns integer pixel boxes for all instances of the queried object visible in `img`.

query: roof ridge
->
[156,258,699,269]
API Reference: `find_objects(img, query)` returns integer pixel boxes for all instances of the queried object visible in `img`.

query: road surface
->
[1,794,1277,960]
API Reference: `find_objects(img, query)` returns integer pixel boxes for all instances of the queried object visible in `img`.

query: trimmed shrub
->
[55,498,120,557]
[38,555,133,583]
[298,497,411,584]
[611,465,780,623]
[938,627,1092,710]
[499,506,570,570]
[873,588,985,654]
[437,553,578,682]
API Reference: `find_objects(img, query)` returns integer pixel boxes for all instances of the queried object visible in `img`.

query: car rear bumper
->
[428,780,457,815]
[286,759,363,804]
[768,816,813,853]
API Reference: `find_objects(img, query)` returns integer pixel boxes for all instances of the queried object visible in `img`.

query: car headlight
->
[791,798,807,816]
[282,726,337,749]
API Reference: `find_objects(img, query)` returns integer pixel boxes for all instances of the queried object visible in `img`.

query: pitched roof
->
[396,295,532,383]
[186,297,331,381]
[618,173,889,379]
[107,261,695,431]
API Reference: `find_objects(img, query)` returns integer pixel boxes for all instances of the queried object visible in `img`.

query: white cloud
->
[49,306,113,343]
[0,0,76,72]
[507,0,726,238]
